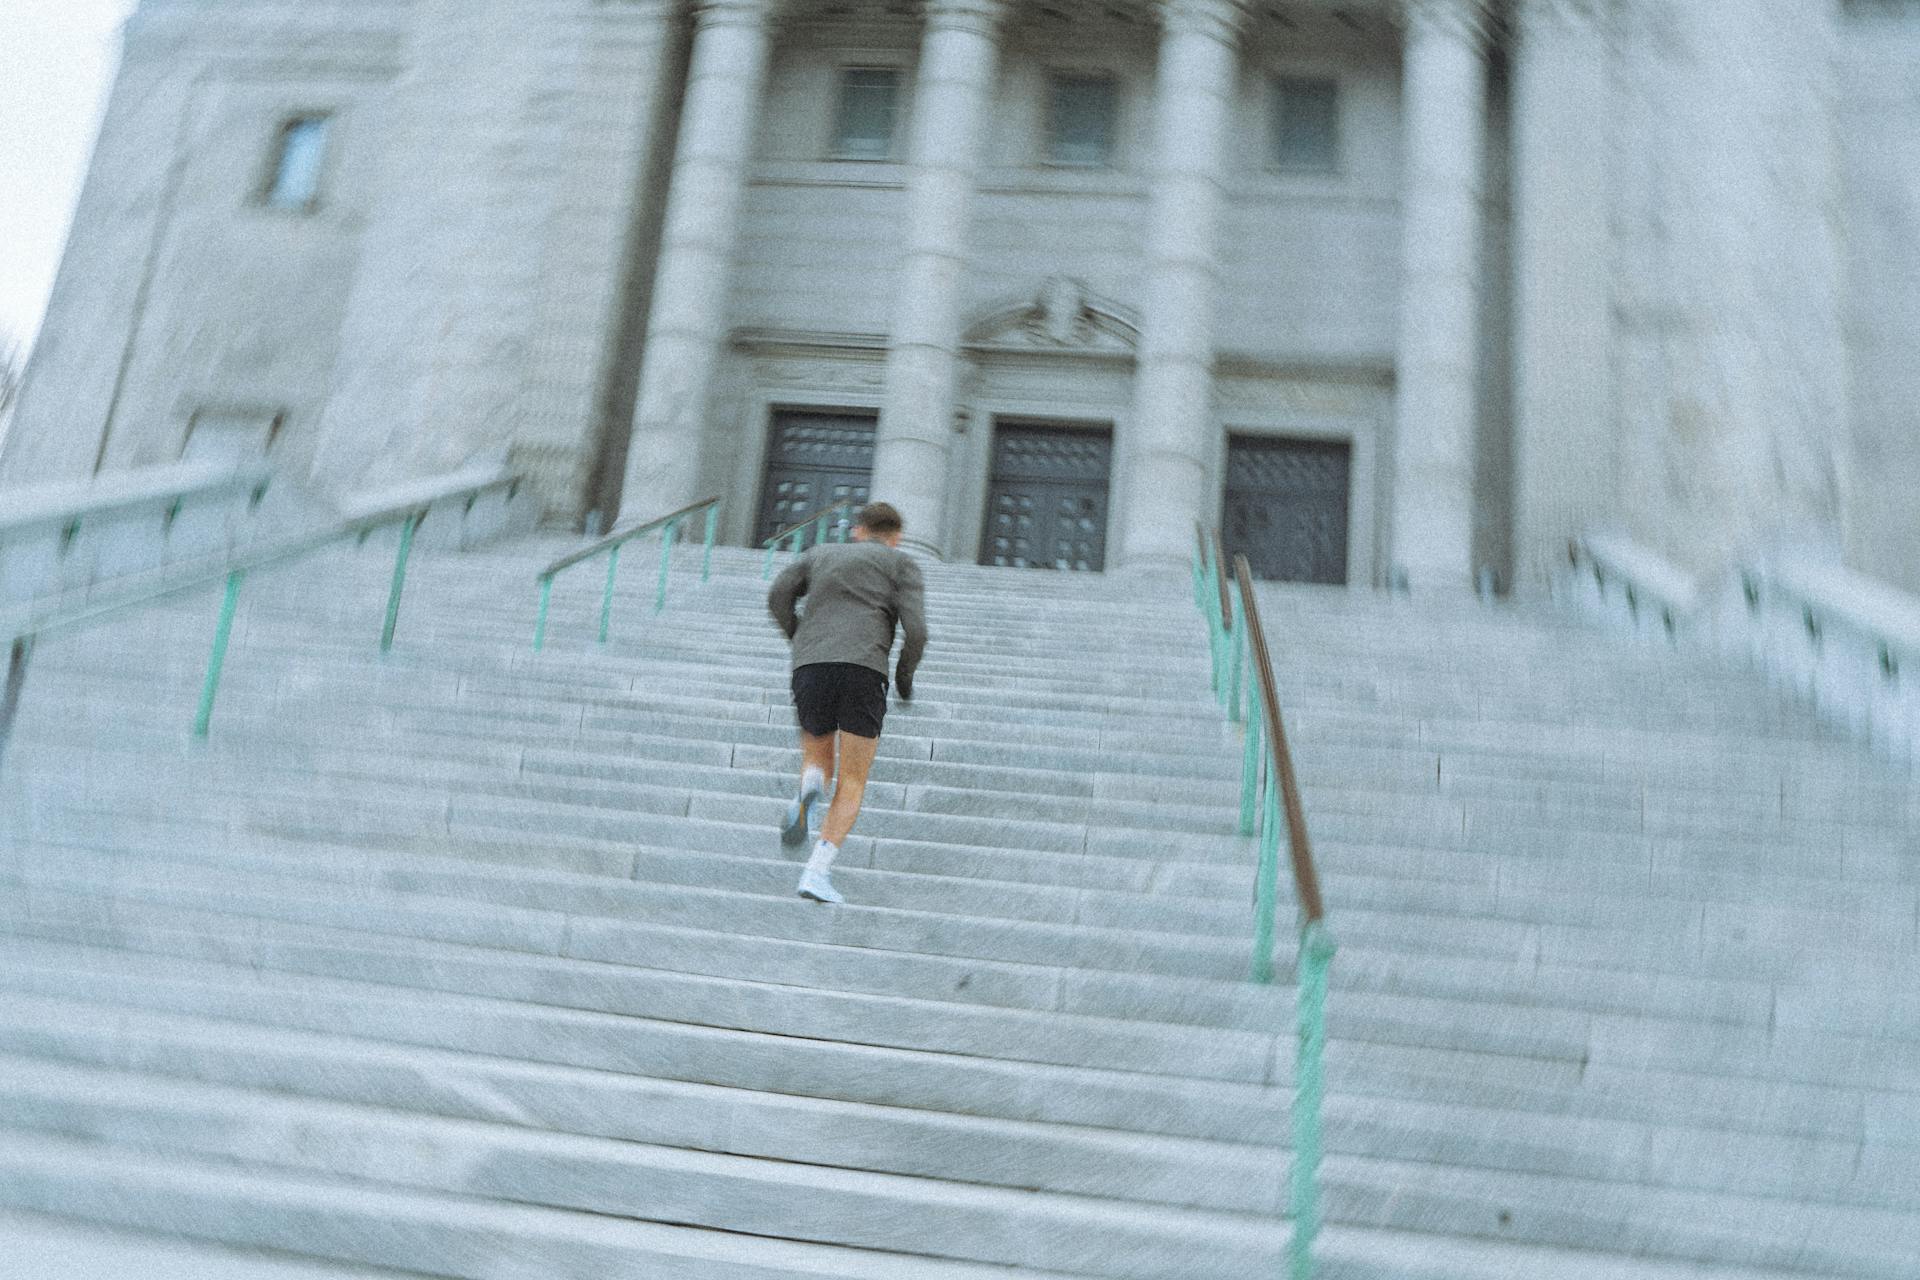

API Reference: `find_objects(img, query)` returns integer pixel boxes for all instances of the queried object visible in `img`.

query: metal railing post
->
[815,513,829,546]
[1207,593,1224,695]
[379,511,420,653]
[598,544,622,643]
[0,636,31,771]
[194,569,245,738]
[1239,683,1263,836]
[1251,761,1281,984]
[533,576,553,651]
[1227,591,1246,722]
[1290,921,1336,1280]
[654,517,678,614]
[702,504,718,582]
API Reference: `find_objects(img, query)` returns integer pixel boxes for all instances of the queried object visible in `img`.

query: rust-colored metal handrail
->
[1234,553,1325,925]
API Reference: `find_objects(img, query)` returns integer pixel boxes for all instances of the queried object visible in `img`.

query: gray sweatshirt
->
[768,541,928,693]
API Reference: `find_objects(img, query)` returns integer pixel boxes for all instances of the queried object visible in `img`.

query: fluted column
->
[1388,0,1491,592]
[1114,0,1244,573]
[1510,0,1615,594]
[618,0,775,523]
[870,0,1007,558]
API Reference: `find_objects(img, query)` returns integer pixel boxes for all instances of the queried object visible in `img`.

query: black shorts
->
[792,662,888,739]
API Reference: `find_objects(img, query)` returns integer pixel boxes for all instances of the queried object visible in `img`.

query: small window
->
[262,115,332,210]
[830,68,901,160]
[1045,74,1118,167]
[1272,77,1338,173]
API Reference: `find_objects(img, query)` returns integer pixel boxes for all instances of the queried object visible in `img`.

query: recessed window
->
[830,68,902,160]
[262,115,332,210]
[1045,74,1118,167]
[1271,77,1339,173]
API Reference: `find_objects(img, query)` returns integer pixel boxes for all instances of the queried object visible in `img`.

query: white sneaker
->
[781,779,826,849]
[796,866,844,904]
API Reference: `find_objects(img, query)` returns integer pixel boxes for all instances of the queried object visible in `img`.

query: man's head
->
[851,502,904,548]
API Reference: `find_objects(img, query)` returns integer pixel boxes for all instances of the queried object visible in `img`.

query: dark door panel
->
[1223,436,1351,585]
[981,425,1112,571]
[755,411,876,545]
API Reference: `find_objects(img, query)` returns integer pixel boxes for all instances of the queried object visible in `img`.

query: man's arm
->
[768,553,809,640]
[892,557,928,700]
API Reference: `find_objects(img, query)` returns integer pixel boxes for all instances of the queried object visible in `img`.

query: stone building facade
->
[6,0,1919,592]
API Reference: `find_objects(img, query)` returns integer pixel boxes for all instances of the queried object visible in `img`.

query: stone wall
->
[1611,0,1849,577]
[310,0,680,521]
[1838,9,1920,595]
[1,1,410,486]
[737,11,1404,365]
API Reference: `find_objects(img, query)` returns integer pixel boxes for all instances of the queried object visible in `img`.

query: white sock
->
[800,766,826,799]
[805,838,839,877]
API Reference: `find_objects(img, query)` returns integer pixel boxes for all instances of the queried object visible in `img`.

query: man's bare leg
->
[820,730,877,846]
[799,730,879,903]
[782,731,836,848]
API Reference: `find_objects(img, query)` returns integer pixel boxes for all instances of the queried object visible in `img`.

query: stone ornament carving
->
[964,277,1141,354]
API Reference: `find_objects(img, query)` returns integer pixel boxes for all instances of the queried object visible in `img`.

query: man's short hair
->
[856,502,904,535]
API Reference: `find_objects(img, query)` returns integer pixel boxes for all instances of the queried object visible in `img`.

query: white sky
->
[0,0,136,354]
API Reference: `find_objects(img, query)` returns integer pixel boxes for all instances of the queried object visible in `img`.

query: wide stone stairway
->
[0,536,1916,1278]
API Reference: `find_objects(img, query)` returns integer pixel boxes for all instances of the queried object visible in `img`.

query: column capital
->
[1512,0,1616,35]
[923,0,1008,36]
[690,0,775,33]
[1392,0,1497,45]
[1158,0,1249,46]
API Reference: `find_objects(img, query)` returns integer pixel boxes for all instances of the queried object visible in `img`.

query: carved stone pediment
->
[963,277,1140,358]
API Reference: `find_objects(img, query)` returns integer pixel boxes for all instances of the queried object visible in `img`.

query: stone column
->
[1387,0,1491,592]
[870,0,1007,559]
[1113,0,1244,574]
[1510,0,1614,594]
[617,0,776,524]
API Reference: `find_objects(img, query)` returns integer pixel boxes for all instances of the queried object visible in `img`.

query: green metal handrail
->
[1192,525,1336,1280]
[759,498,859,579]
[532,496,720,651]
[2,470,520,750]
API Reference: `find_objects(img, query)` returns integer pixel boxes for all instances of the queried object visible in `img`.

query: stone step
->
[0,1129,1103,1280]
[0,991,1282,1215]
[0,1207,434,1279]
[0,823,1801,1035]
[0,895,1288,1085]
[0,1055,1293,1280]
[0,932,1886,1160]
[4,1048,1911,1276]
[3,983,1910,1221]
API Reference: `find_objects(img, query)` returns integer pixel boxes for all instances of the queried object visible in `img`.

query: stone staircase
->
[0,535,1915,1278]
